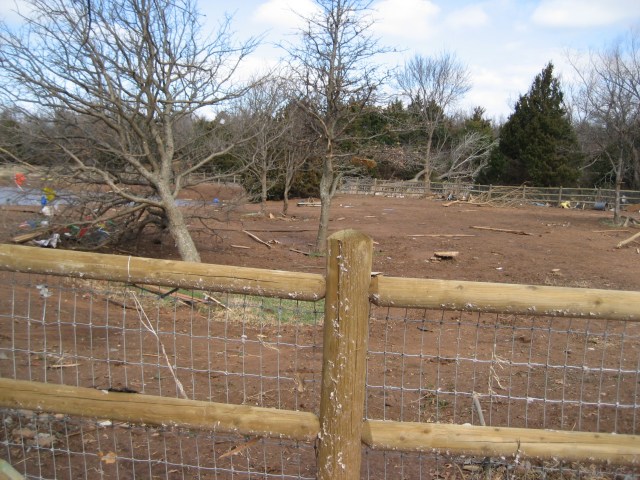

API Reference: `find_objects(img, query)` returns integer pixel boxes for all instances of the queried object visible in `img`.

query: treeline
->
[0,0,638,259]
[2,59,637,198]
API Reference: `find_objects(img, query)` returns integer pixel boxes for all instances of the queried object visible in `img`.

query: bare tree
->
[569,30,640,223]
[0,0,258,261]
[279,101,318,216]
[231,75,292,215]
[396,52,471,189]
[284,0,389,251]
[436,131,497,182]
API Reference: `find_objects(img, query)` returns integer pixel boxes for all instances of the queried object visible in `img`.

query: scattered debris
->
[14,172,26,189]
[616,231,640,249]
[243,230,272,249]
[289,248,312,256]
[202,294,230,310]
[33,233,60,248]
[99,451,117,464]
[134,284,213,307]
[433,251,459,259]
[12,227,53,244]
[35,284,52,298]
[470,225,533,236]
[408,234,475,238]
[230,244,251,249]
[297,200,321,207]
[218,437,261,460]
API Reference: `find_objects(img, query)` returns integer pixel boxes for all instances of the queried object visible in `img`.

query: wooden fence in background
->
[0,233,638,479]
[338,176,640,208]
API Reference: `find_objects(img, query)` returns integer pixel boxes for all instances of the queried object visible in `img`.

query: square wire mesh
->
[1,270,639,479]
[0,272,323,479]
[365,304,640,478]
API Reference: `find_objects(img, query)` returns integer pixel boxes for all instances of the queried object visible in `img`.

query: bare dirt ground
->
[1,177,639,479]
[178,184,640,293]
[1,168,638,292]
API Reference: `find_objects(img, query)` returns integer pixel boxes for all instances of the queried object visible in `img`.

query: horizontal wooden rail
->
[0,244,325,301]
[1,378,637,465]
[370,276,640,321]
[0,378,319,441]
[362,420,640,465]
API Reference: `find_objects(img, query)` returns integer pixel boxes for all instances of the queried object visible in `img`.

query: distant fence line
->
[338,176,640,207]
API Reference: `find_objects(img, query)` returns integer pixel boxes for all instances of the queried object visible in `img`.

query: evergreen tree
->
[497,63,582,186]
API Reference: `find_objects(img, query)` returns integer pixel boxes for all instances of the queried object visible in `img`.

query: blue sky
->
[3,0,640,120]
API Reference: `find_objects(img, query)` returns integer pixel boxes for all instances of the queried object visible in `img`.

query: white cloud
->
[0,0,31,25]
[251,0,316,30]
[445,4,489,30]
[373,0,441,41]
[532,0,640,28]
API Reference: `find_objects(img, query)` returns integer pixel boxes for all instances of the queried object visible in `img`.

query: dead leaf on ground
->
[99,451,117,464]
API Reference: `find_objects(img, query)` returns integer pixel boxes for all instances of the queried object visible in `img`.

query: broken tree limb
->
[616,231,640,249]
[243,230,272,249]
[433,251,459,259]
[470,226,533,236]
[133,284,208,306]
[408,234,475,238]
[290,248,312,256]
[202,294,230,310]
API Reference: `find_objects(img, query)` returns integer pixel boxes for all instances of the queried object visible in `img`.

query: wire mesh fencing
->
[364,305,640,478]
[0,253,639,479]
[0,271,323,479]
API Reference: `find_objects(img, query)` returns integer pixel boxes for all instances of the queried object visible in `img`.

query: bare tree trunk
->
[632,146,640,190]
[315,154,334,252]
[614,181,622,225]
[260,169,268,215]
[613,153,624,225]
[283,187,290,216]
[157,185,201,262]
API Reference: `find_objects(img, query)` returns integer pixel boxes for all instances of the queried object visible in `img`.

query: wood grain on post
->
[0,244,325,301]
[317,230,373,480]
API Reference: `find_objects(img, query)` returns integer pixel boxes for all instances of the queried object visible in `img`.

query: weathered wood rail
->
[0,236,639,479]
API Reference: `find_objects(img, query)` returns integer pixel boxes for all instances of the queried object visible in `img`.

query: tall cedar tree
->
[498,63,582,186]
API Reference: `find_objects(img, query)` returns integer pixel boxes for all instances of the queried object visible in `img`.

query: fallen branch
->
[470,226,533,236]
[218,437,262,460]
[289,248,312,256]
[133,284,207,306]
[243,230,272,249]
[616,231,640,249]
[230,244,250,249]
[131,293,188,400]
[408,234,475,238]
[433,251,459,259]
[202,294,230,310]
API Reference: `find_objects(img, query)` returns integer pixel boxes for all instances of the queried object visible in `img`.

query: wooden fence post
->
[317,230,373,480]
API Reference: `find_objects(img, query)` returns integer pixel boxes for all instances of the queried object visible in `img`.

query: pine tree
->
[497,63,582,186]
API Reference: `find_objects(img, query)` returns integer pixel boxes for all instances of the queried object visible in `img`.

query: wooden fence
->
[0,234,639,479]
[338,177,640,207]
